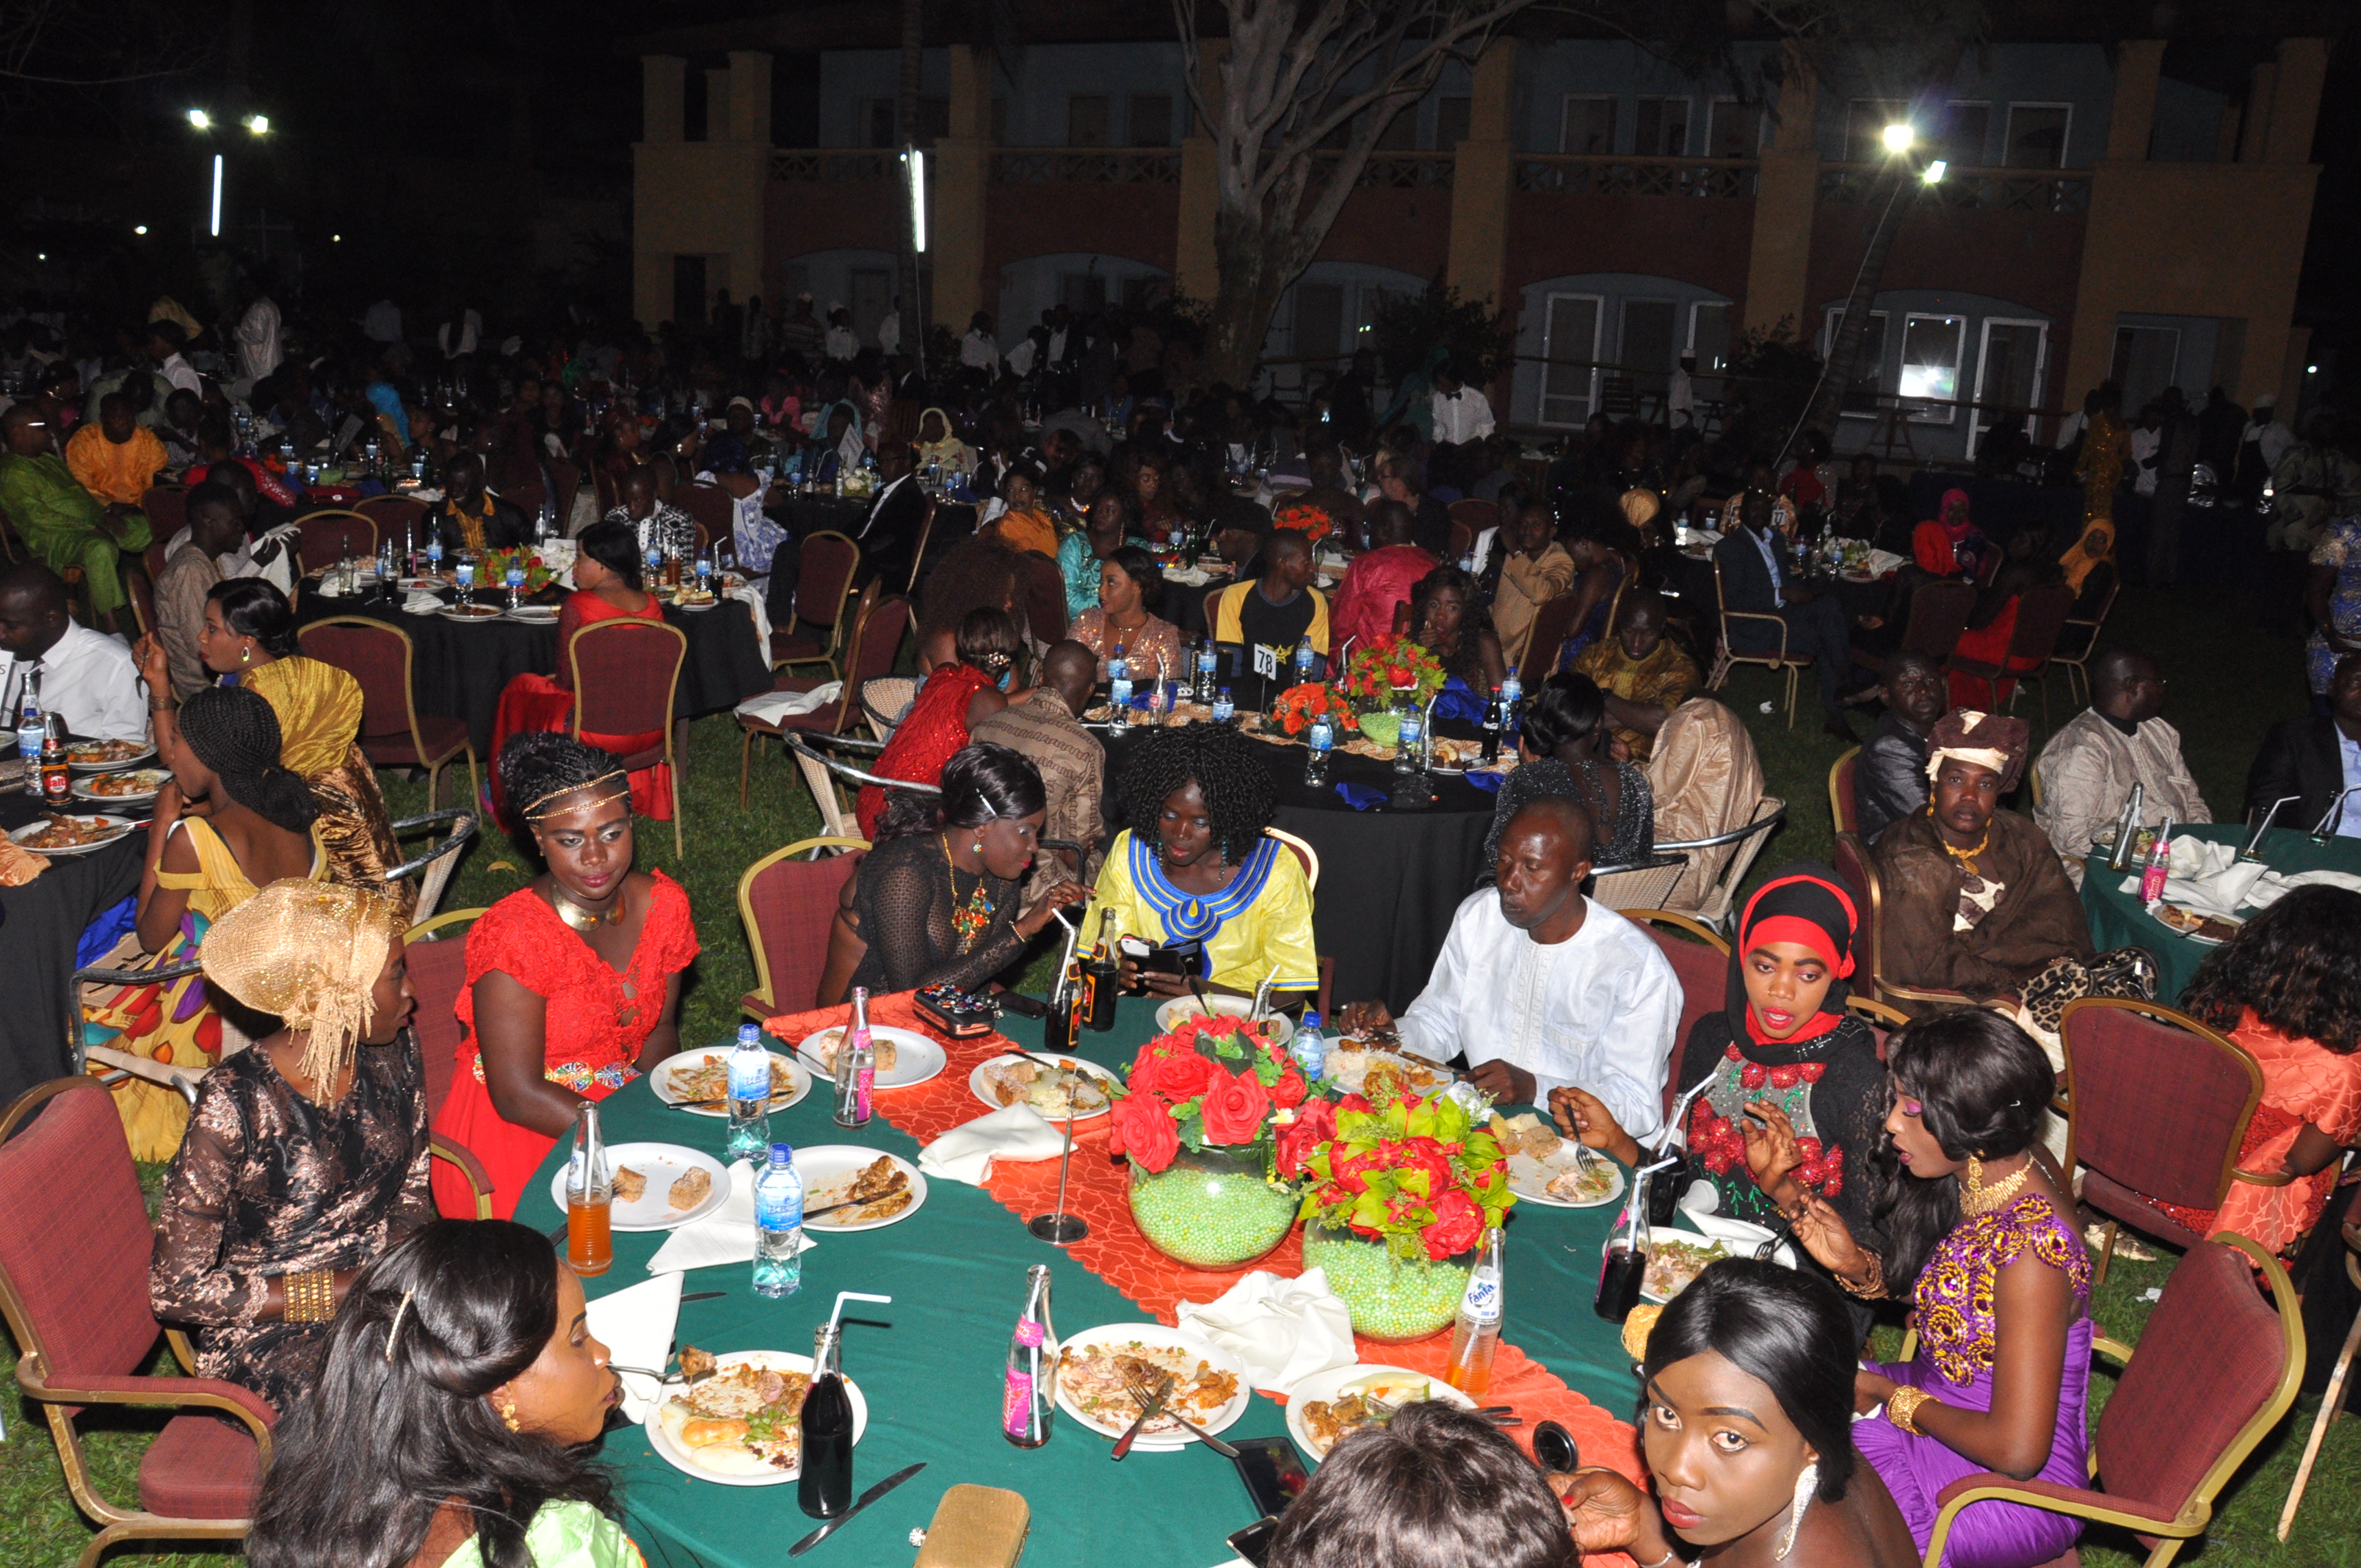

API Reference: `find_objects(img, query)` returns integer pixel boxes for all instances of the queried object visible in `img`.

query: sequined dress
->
[1854,1191,2094,1568]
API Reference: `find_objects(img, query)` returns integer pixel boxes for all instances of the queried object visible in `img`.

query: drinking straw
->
[827,1291,892,1334]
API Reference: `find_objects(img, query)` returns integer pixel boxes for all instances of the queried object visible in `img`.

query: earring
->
[1774,1461,1818,1561]
[497,1395,521,1433]
[240,646,251,664]
[973,838,983,853]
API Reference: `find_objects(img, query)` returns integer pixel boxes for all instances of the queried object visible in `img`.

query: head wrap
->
[1727,864,1857,1048]
[1923,708,2028,792]
[200,879,401,1100]
[1937,487,1973,541]
[1620,488,1661,529]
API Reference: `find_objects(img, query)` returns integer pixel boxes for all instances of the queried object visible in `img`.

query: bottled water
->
[454,562,475,609]
[504,565,525,611]
[752,1144,805,1299]
[1304,711,1333,785]
[1291,1010,1328,1080]
[425,539,444,576]
[1293,635,1316,684]
[15,686,43,798]
[1107,651,1131,732]
[1395,702,1424,775]
[1499,670,1523,738]
[725,1023,772,1162]
[1194,640,1218,703]
[1211,686,1235,724]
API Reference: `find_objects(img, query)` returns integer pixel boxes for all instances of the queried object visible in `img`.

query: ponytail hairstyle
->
[175,685,319,831]
[246,1221,616,1568]
[874,740,1045,845]
[206,576,299,659]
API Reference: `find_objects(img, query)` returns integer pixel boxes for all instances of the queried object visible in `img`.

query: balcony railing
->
[1332,151,1457,189]
[989,149,1181,185]
[772,150,896,183]
[1817,161,2092,214]
[1515,155,1758,198]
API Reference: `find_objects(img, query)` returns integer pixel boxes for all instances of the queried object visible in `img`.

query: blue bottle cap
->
[769,1143,794,1166]
[738,1023,761,1043]
[1302,1011,1322,1028]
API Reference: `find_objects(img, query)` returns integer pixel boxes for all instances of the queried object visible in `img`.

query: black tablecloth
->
[1098,724,1495,1014]
[294,590,772,756]
[1672,553,1898,628]
[0,791,142,1108]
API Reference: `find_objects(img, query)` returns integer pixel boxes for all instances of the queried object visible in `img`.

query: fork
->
[1128,1368,1240,1459]
[1111,1369,1175,1461]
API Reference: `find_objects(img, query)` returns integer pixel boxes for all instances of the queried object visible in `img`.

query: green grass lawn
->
[3,582,2354,1564]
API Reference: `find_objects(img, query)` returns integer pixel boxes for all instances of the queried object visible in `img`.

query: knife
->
[1161,1406,1243,1459]
[788,1462,927,1556]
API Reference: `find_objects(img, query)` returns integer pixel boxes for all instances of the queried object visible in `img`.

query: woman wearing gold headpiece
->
[431,733,697,1220]
[134,576,413,917]
[149,879,429,1412]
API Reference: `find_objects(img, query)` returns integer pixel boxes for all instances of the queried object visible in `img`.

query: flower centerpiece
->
[1110,1012,1317,1269]
[1293,1092,1515,1340]
[480,548,559,596]
[1269,682,1357,740]
[1271,501,1335,546]
[1338,635,1446,710]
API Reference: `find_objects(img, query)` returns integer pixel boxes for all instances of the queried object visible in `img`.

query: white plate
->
[1153,995,1296,1048]
[1677,1208,1801,1270]
[795,1025,947,1089]
[436,605,507,623]
[399,576,446,592]
[546,1143,730,1232]
[1282,1363,1478,1462]
[9,814,137,856]
[967,1053,1120,1121]
[644,1350,868,1487]
[65,741,156,774]
[1507,1147,1626,1210]
[70,769,169,805]
[1055,1322,1251,1452]
[791,1144,928,1233]
[505,604,562,623]
[650,1048,810,1117]
[674,598,720,613]
[1601,1227,1738,1305]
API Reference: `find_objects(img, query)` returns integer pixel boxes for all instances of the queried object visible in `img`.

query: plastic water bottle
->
[15,688,43,798]
[1445,1225,1505,1397]
[426,538,444,576]
[454,561,475,608]
[1499,669,1523,738]
[504,564,525,611]
[1293,635,1316,684]
[1194,639,1217,703]
[1291,1010,1328,1080]
[1107,650,1132,732]
[1212,686,1235,725]
[2139,815,2176,904]
[1305,711,1334,785]
[1395,702,1425,775]
[725,1023,772,1162]
[752,1143,805,1299]
[696,555,713,598]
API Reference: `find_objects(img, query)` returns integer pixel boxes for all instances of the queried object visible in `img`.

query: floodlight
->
[244,114,269,135]
[1881,123,1915,153]
[1923,159,1948,184]
[186,109,211,130]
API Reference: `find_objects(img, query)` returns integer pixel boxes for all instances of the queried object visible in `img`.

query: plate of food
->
[1604,1229,1733,1304]
[65,738,155,773]
[71,768,170,805]
[792,1145,925,1231]
[2151,901,2241,945]
[672,589,719,611]
[1321,1043,1454,1100]
[1425,737,1490,773]
[544,1143,729,1232]
[650,1048,808,1117]
[647,1348,867,1486]
[1055,1323,1250,1451]
[1283,1364,1479,1461]
[1493,1111,1625,1208]
[797,1023,946,1089]
[968,1053,1119,1120]
[436,603,505,622]
[10,814,137,855]
[1152,995,1294,1048]
[504,603,562,624]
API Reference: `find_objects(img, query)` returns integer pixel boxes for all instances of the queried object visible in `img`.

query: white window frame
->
[1686,300,1732,374]
[1897,312,1969,424]
[1559,94,1618,155]
[1633,95,1692,156]
[1969,316,2050,456]
[1821,305,1891,419]
[2004,101,2075,169]
[1539,291,1605,427]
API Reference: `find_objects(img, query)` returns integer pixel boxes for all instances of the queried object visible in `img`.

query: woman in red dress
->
[855,607,1020,840]
[432,735,699,1219]
[486,518,672,829]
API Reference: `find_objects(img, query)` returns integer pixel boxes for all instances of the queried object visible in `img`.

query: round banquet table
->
[0,786,142,1110]
[292,587,773,758]
[2079,823,2361,1005]
[1098,717,1496,1015]
[1671,550,1899,627]
[512,993,1648,1568]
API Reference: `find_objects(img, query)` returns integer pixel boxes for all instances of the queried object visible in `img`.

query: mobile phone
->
[995,990,1048,1019]
[1226,1516,1280,1567]
[1230,1435,1312,1520]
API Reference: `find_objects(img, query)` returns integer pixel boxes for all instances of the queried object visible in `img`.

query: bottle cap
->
[738,1023,761,1043]
[1302,1011,1322,1028]
[769,1143,794,1166]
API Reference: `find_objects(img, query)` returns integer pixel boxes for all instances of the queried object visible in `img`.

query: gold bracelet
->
[1885,1385,1937,1435]
[1835,1250,1887,1301]
[283,1268,337,1324]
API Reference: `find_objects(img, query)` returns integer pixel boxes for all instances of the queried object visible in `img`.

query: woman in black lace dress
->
[1481,671,1654,873]
[824,742,1095,1002]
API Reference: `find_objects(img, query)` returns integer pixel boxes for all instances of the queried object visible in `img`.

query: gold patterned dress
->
[2059,410,2128,594]
[239,656,414,920]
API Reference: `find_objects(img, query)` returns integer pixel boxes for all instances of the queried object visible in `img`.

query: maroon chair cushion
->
[359,714,468,769]
[674,483,736,547]
[141,486,188,543]
[1642,928,1724,1119]
[1520,591,1581,683]
[847,598,911,689]
[0,1084,162,1381]
[300,621,417,742]
[358,496,429,547]
[2064,1006,2252,1210]
[747,851,865,1015]
[295,515,377,576]
[2079,1171,2207,1250]
[772,629,828,662]
[570,621,684,737]
[796,536,860,627]
[139,1411,264,1519]
[408,935,472,1120]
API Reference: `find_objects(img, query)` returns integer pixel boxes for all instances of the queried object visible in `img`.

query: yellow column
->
[1175,40,1227,304]
[634,54,772,330]
[1740,43,1817,338]
[2265,39,2326,164]
[2104,40,2166,159]
[634,57,686,325]
[933,46,993,331]
[1444,39,1516,309]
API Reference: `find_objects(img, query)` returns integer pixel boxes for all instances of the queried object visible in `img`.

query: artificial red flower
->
[1198,1067,1272,1145]
[1276,1097,1338,1177]
[1770,1066,1800,1089]
[1139,1046,1220,1102]
[1421,1189,1483,1260]
[1740,1063,1768,1089]
[1269,1064,1310,1110]
[1110,1092,1180,1172]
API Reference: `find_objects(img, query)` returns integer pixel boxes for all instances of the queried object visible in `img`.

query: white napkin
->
[584,1271,681,1425]
[1178,1268,1357,1396]
[2118,834,2266,918]
[644,1159,819,1274]
[2241,866,2361,909]
[1863,548,1907,576]
[733,683,841,725]
[916,1104,1065,1185]
[726,581,774,654]
[402,593,442,616]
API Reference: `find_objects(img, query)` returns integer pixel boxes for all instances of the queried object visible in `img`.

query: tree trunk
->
[1798,161,1915,444]
[1202,208,1303,389]
[896,0,925,369]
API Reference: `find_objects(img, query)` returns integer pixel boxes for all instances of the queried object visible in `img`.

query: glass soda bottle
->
[1481,686,1504,764]
[798,1321,856,1517]
[833,987,875,1128]
[752,1143,804,1299]
[1444,1225,1505,1397]
[1084,908,1121,1032]
[564,1103,613,1277]
[1004,1264,1058,1448]
[725,1022,771,1162]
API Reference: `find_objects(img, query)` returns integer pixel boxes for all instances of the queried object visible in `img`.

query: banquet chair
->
[139,484,187,548]
[2059,996,2284,1283]
[905,498,940,593]
[569,618,689,859]
[300,617,476,810]
[1829,748,1860,836]
[404,907,496,1219]
[1708,558,1808,729]
[1830,831,1979,1015]
[861,675,918,741]
[2277,1181,2361,1538]
[1656,796,1786,931]
[1447,499,1497,553]
[545,457,581,535]
[1946,583,2075,730]
[357,494,429,553]
[0,1078,272,1567]
[1623,909,1728,1119]
[1519,588,1584,684]
[738,837,870,1020]
[386,808,478,923]
[1263,827,1320,890]
[2049,560,2119,708]
[1592,855,1687,914]
[293,509,378,576]
[125,565,158,640]
[771,529,862,675]
[1015,548,1068,645]
[1854,579,1974,677]
[740,585,908,806]
[674,483,736,554]
[1918,1234,2302,1568]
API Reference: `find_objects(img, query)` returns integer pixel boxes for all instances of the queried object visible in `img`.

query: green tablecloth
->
[515,998,1639,1568]
[2078,824,2361,1004]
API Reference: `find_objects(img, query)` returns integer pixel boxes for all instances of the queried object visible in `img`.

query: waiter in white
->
[1337,795,1678,1139]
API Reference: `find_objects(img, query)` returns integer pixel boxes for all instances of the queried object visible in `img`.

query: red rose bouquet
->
[1108,1012,1316,1174]
[482,547,558,595]
[1295,1091,1515,1261]
[1269,681,1358,738]
[1338,635,1446,707]
[1272,501,1335,545]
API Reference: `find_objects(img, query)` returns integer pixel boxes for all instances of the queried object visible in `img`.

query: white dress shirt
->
[824,325,857,362]
[1,620,150,742]
[1430,385,1496,446]
[1395,890,1678,1139]
[857,473,915,540]
[233,297,282,384]
[961,330,998,369]
[157,353,202,397]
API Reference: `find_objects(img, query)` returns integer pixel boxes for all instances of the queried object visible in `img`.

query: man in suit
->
[2249,650,2361,838]
[1713,489,1866,740]
[855,441,929,590]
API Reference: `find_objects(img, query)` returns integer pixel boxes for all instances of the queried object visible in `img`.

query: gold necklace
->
[551,887,623,932]
[1960,1153,2033,1215]
[1933,809,1992,874]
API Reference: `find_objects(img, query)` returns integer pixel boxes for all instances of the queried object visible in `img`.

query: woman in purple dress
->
[1787,1009,2092,1568]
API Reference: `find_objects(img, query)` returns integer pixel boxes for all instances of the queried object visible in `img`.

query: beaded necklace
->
[942,836,997,953]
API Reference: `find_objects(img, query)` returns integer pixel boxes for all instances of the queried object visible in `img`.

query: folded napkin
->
[725,581,773,653]
[917,1104,1065,1186]
[1176,1269,1357,1396]
[584,1271,681,1424]
[1863,548,1907,576]
[2242,866,2361,910]
[1333,781,1385,811]
[402,594,443,616]
[734,683,842,725]
[2119,835,2266,919]
[645,1159,819,1274]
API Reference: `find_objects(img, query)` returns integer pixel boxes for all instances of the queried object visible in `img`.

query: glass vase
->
[1127,1144,1299,1271]
[1300,1221,1475,1343]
